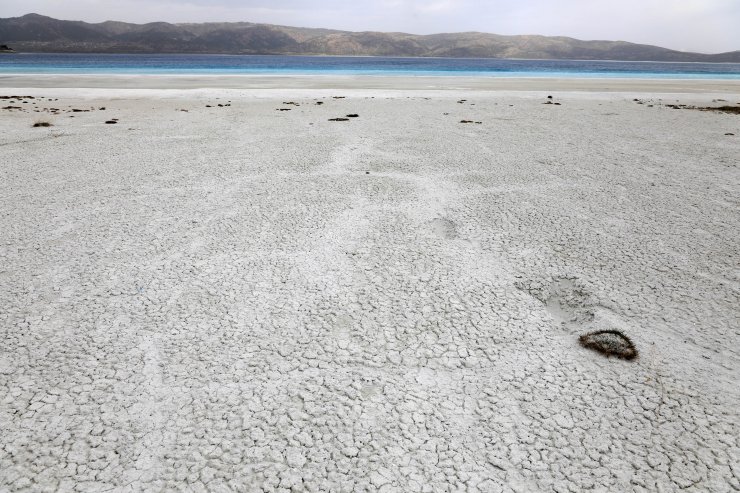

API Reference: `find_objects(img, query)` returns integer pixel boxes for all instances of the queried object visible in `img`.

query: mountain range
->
[1,13,739,62]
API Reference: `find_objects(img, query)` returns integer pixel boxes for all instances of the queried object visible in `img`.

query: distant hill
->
[1,13,739,62]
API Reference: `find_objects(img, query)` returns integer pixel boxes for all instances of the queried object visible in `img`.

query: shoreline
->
[4,72,740,79]
[2,73,740,92]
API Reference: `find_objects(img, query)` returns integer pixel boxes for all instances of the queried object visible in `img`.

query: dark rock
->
[702,106,740,114]
[579,330,638,360]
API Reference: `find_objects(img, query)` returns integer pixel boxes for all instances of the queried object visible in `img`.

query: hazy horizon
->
[2,0,739,54]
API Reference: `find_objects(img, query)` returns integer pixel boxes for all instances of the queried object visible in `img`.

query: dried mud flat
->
[1,87,739,492]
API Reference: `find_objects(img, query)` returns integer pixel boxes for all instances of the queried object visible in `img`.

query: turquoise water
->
[2,53,740,79]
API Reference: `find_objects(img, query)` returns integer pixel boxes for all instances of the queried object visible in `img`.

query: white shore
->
[2,73,740,92]
[1,78,739,491]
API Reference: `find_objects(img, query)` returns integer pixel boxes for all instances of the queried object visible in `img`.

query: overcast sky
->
[2,0,738,53]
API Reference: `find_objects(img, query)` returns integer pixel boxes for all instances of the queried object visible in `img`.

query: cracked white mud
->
[1,91,739,492]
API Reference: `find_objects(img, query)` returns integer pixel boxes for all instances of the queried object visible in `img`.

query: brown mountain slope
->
[1,13,738,62]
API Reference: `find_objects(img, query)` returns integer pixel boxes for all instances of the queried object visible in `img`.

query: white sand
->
[2,73,740,92]
[1,79,739,491]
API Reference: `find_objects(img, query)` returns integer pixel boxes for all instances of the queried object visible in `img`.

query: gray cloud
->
[1,0,738,53]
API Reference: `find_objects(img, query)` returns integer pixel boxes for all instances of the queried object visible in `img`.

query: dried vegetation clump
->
[579,330,638,360]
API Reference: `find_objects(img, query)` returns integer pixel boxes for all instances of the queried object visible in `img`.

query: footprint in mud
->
[542,278,595,325]
[516,277,595,326]
[429,217,458,239]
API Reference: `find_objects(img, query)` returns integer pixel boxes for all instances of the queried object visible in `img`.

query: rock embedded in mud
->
[579,330,638,360]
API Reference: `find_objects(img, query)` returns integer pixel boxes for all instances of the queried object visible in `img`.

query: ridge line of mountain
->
[1,13,739,62]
